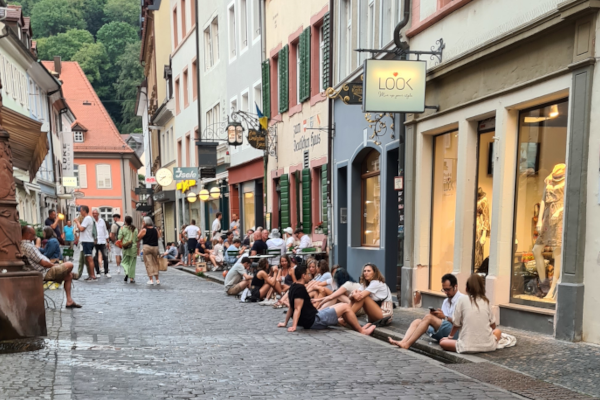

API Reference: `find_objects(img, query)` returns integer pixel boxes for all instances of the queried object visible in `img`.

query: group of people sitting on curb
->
[223,256,511,354]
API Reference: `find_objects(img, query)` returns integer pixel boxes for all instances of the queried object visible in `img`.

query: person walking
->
[110,214,125,274]
[118,216,138,283]
[184,220,200,267]
[138,216,162,286]
[92,209,111,278]
[73,205,98,281]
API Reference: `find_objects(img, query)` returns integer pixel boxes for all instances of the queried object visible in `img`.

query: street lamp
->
[199,188,210,201]
[226,120,244,147]
[210,187,221,199]
[187,192,198,202]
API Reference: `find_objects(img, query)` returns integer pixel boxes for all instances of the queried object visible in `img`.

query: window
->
[181,0,187,37]
[74,131,84,142]
[183,68,189,108]
[241,91,249,112]
[173,6,179,48]
[339,0,353,79]
[511,99,568,306]
[175,77,180,114]
[204,18,219,70]
[253,84,262,113]
[185,134,191,167]
[252,0,260,40]
[380,0,393,47]
[230,98,237,113]
[240,0,248,51]
[192,60,197,100]
[165,65,173,98]
[177,139,182,165]
[430,131,458,291]
[358,0,374,65]
[96,164,112,189]
[99,207,114,226]
[190,0,195,27]
[228,4,237,60]
[361,150,380,247]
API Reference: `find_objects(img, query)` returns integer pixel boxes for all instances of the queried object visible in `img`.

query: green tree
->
[71,42,108,86]
[114,41,143,132]
[36,29,94,61]
[103,0,139,28]
[31,0,86,37]
[8,0,39,17]
[96,22,138,63]
[80,0,106,36]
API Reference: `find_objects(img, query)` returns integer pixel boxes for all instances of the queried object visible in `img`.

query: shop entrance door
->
[337,166,348,268]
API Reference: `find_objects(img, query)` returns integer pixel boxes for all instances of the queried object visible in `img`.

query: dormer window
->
[74,131,84,142]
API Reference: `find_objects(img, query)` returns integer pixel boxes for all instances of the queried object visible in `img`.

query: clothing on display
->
[474,188,490,271]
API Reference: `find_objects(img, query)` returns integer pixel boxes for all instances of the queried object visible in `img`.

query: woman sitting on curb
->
[313,266,360,310]
[250,258,284,301]
[307,260,334,299]
[439,274,502,354]
[345,263,394,327]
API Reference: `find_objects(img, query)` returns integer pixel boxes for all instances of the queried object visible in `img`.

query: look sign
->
[362,60,427,113]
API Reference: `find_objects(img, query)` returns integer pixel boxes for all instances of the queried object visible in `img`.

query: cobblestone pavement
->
[0,260,528,400]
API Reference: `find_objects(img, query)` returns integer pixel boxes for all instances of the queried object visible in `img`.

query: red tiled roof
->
[6,5,23,23]
[42,61,133,154]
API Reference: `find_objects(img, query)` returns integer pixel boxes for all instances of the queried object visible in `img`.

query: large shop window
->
[511,99,568,307]
[474,119,495,274]
[430,131,458,291]
[243,188,255,232]
[362,150,381,247]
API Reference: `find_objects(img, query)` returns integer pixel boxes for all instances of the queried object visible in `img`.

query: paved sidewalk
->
[2,260,527,400]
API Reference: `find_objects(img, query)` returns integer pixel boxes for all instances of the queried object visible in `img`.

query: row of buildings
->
[0,3,143,231]
[137,0,600,345]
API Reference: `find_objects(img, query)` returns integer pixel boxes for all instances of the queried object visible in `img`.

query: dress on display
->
[475,192,490,270]
[534,173,565,248]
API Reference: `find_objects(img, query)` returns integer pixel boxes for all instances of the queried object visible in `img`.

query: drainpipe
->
[326,0,334,266]
[393,0,412,50]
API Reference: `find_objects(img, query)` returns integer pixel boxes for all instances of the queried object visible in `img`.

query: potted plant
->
[314,222,324,235]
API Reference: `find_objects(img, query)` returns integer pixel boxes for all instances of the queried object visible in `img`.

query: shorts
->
[310,307,339,330]
[226,281,246,295]
[44,264,70,282]
[427,319,459,341]
[164,254,175,260]
[187,239,198,254]
[112,246,123,257]
[82,242,95,256]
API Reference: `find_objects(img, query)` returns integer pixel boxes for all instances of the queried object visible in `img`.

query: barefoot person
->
[389,273,463,349]
[347,263,394,326]
[277,265,375,335]
[439,274,502,353]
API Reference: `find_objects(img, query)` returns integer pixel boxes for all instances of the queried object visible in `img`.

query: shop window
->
[511,99,568,306]
[243,192,255,231]
[474,118,495,274]
[430,131,458,291]
[361,150,380,247]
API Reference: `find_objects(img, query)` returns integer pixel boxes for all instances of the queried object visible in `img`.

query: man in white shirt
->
[389,274,463,349]
[73,205,98,281]
[92,209,111,278]
[294,228,312,252]
[211,212,222,239]
[284,227,296,249]
[184,220,200,267]
[266,229,286,265]
[230,214,240,237]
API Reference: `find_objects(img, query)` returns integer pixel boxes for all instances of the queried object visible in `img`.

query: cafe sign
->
[174,167,199,181]
[247,129,266,150]
[363,60,426,113]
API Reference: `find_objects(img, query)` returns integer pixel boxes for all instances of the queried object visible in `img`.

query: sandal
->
[65,303,82,308]
[272,303,285,309]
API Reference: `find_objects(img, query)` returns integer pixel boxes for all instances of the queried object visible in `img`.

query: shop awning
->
[2,107,48,182]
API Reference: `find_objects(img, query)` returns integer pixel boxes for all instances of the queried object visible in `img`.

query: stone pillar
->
[401,123,416,307]
[0,78,47,341]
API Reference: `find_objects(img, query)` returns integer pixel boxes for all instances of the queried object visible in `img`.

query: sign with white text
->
[363,60,426,113]
[62,177,77,187]
[174,167,199,181]
[145,176,157,185]
[61,131,74,177]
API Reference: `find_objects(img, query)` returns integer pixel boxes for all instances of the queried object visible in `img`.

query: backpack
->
[112,222,123,242]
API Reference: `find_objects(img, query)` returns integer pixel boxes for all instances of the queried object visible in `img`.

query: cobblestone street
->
[0,261,527,400]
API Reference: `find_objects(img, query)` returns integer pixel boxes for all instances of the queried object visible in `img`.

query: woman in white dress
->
[440,274,502,353]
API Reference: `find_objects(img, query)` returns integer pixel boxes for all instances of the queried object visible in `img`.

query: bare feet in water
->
[388,337,410,349]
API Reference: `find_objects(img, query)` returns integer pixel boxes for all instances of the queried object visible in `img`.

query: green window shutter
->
[278,45,289,114]
[299,27,311,103]
[261,60,270,119]
[321,164,328,235]
[302,168,312,233]
[280,174,290,229]
[322,12,330,89]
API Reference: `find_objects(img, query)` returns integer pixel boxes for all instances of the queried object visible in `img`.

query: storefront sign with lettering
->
[247,129,266,150]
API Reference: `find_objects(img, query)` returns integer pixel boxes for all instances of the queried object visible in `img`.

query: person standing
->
[92,209,111,278]
[266,229,286,265]
[63,220,75,250]
[138,216,162,286]
[294,228,312,253]
[230,214,240,237]
[110,214,124,274]
[184,220,200,267]
[45,209,65,245]
[283,227,296,250]
[73,205,98,281]
[118,216,139,283]
[212,212,222,239]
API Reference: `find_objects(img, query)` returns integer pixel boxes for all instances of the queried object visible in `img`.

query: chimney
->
[53,56,61,76]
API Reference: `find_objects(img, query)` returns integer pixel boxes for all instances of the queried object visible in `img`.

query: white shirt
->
[453,296,497,354]
[79,216,95,243]
[266,238,286,265]
[94,218,109,245]
[285,236,295,248]
[211,218,221,236]
[185,225,200,240]
[362,280,393,302]
[442,290,464,319]
[298,234,312,249]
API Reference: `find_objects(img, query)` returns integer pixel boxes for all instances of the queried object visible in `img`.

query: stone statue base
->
[0,271,47,341]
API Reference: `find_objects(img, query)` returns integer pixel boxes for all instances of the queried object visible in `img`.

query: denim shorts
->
[426,319,459,341]
[82,242,95,256]
[310,307,339,330]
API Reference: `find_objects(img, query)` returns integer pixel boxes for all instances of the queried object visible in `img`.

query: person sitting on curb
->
[225,238,244,265]
[249,258,283,301]
[224,257,253,296]
[277,265,375,335]
[21,226,82,308]
[389,273,464,349]
[162,242,180,265]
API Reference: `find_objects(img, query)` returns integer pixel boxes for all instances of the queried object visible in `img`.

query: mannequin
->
[475,187,490,271]
[532,164,565,300]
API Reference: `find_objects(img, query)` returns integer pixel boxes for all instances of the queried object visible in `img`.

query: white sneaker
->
[106,273,112,278]
[147,280,153,285]
[116,267,121,275]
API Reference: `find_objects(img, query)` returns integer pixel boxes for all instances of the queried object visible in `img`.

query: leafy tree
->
[79,0,106,36]
[8,0,39,17]
[103,0,139,28]
[96,22,138,64]
[114,41,143,132]
[31,0,86,37]
[36,29,94,61]
[71,42,108,86]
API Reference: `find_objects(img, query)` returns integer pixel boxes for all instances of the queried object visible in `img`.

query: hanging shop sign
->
[200,168,216,179]
[363,59,427,113]
[197,142,218,167]
[176,180,196,193]
[247,129,266,150]
[61,131,74,177]
[153,190,176,202]
[62,177,78,187]
[135,187,154,195]
[136,204,152,212]
[73,191,85,199]
[174,167,199,181]
[145,176,157,185]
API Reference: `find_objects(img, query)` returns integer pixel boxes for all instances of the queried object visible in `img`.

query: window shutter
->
[301,168,311,233]
[299,27,311,103]
[321,164,328,235]
[278,45,289,114]
[280,174,290,229]
[322,12,330,89]
[79,165,87,188]
[96,165,112,189]
[261,60,270,118]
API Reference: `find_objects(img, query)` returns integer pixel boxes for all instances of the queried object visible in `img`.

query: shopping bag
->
[159,257,168,271]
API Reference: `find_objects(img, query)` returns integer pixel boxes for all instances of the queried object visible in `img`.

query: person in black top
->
[278,265,376,335]
[249,258,284,301]
[45,209,65,245]
[137,216,162,286]
[251,229,269,256]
